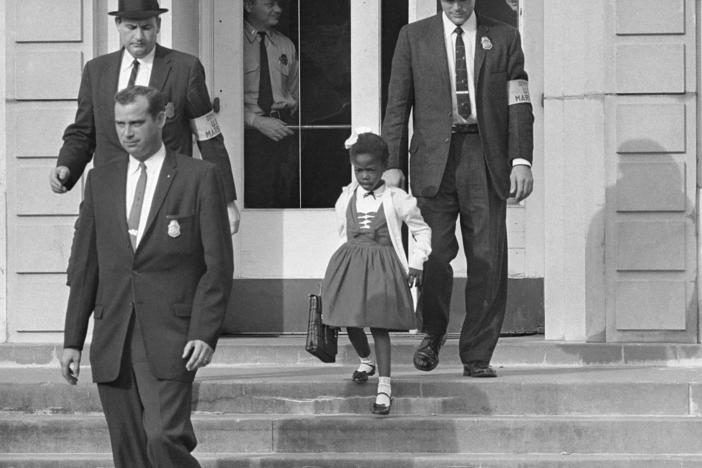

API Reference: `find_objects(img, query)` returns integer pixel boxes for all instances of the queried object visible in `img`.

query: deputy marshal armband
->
[508,79,531,105]
[190,110,222,141]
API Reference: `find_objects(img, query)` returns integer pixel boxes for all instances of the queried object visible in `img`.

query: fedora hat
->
[108,0,168,19]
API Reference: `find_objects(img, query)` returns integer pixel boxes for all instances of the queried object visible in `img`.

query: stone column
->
[542,0,609,341]
[0,0,7,342]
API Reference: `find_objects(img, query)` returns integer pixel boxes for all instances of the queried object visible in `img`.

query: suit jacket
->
[57,44,237,202]
[382,14,534,200]
[63,150,233,383]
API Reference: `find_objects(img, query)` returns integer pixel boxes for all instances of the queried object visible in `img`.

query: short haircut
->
[349,132,389,166]
[114,85,166,119]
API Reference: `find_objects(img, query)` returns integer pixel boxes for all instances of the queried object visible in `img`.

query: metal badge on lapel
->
[481,36,493,50]
[165,102,175,119]
[279,54,288,66]
[168,219,181,238]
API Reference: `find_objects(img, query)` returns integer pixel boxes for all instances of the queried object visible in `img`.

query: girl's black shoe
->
[351,364,376,383]
[371,392,392,415]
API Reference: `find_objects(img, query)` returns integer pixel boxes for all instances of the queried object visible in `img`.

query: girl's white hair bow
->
[344,126,374,150]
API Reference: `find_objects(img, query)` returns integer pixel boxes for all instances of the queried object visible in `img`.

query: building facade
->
[0,0,696,344]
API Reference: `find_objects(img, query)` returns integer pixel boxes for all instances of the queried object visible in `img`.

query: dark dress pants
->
[97,314,200,468]
[244,128,300,208]
[416,132,508,364]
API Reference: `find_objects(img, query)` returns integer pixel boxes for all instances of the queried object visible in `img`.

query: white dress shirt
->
[443,12,477,124]
[118,46,156,91]
[126,144,166,247]
[442,12,531,167]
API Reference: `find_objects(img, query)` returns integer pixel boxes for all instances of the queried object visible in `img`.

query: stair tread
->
[4,364,702,385]
[4,412,702,421]
[5,335,702,368]
[3,452,702,459]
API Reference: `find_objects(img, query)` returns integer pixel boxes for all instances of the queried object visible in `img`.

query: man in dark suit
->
[60,85,233,468]
[382,0,534,377]
[49,0,239,233]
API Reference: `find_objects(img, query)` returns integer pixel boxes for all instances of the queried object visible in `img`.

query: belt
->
[451,123,479,134]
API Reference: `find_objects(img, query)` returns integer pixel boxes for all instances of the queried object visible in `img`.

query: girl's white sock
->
[357,356,375,373]
[376,376,391,406]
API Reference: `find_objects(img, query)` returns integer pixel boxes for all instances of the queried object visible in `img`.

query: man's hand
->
[509,165,533,203]
[182,340,214,372]
[227,201,240,235]
[382,168,406,188]
[49,166,71,194]
[407,267,424,287]
[253,116,294,141]
[60,348,81,385]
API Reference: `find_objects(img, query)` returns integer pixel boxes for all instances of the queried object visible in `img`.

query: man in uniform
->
[60,85,233,468]
[243,0,300,208]
[50,0,239,233]
[382,0,534,377]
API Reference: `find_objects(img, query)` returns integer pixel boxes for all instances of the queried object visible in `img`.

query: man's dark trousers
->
[97,314,199,468]
[417,132,508,364]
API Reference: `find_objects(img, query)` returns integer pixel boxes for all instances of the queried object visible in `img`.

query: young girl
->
[322,129,431,415]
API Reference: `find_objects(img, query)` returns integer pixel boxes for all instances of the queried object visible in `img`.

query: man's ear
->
[157,111,166,129]
[155,16,162,34]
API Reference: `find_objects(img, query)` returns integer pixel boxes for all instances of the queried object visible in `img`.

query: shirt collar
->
[244,20,279,45]
[121,45,156,73]
[442,10,477,37]
[128,144,166,174]
[358,181,386,198]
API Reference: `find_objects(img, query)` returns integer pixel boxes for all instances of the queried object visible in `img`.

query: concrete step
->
[3,453,702,468]
[4,335,702,368]
[2,366,701,416]
[3,413,702,454]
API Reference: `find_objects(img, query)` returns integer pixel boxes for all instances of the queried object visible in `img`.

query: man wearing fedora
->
[50,0,240,234]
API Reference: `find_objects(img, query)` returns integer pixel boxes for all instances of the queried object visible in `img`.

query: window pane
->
[299,0,351,126]
[301,128,351,208]
[243,0,350,209]
[382,0,408,121]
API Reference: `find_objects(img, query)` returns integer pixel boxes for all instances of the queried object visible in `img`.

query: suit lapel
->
[474,18,489,91]
[106,158,131,252]
[103,51,123,145]
[139,150,177,246]
[149,44,172,92]
[430,15,452,98]
[106,50,122,100]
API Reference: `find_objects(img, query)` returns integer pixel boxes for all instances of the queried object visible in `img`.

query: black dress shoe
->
[463,361,497,378]
[413,334,447,372]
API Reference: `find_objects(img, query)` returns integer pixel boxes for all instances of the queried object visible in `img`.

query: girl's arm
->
[393,189,432,270]
[334,188,351,241]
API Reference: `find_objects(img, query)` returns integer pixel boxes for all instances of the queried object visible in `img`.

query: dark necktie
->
[128,59,140,88]
[127,162,147,251]
[363,190,376,199]
[454,27,472,120]
[257,31,274,114]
